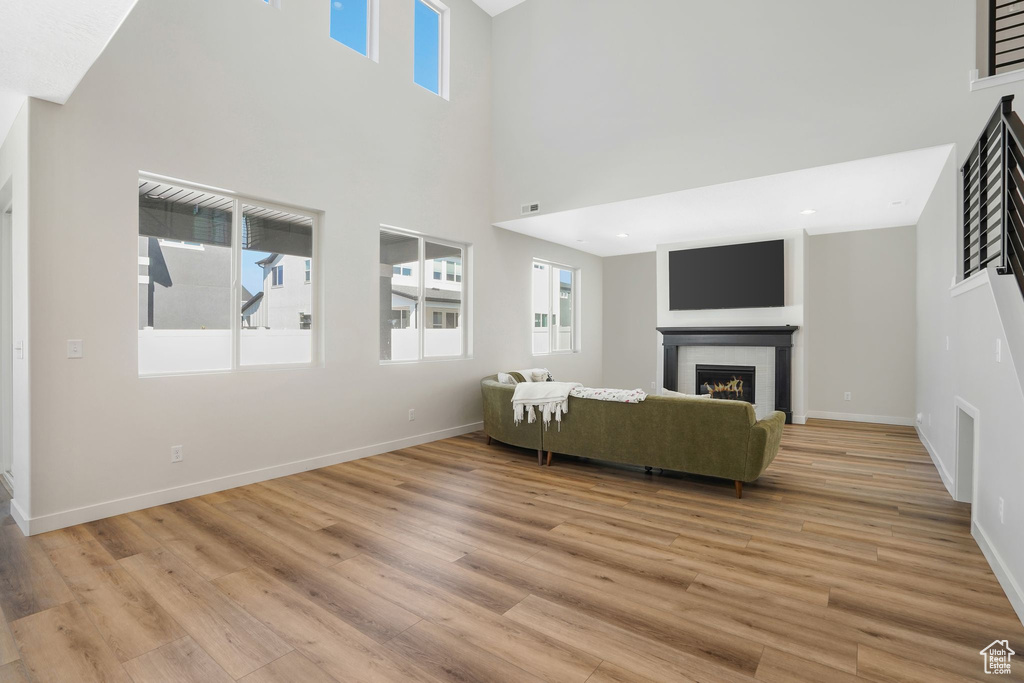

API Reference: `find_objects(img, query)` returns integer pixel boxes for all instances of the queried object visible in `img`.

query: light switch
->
[67,340,83,359]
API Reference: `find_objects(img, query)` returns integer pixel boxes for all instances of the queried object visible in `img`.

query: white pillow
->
[497,373,518,385]
[662,389,712,399]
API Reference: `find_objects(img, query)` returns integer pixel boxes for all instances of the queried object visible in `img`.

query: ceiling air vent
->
[521,202,540,215]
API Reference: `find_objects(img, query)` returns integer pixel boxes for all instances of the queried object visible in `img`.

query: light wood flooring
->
[1,420,1022,682]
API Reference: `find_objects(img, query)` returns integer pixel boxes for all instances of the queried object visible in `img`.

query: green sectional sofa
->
[480,376,546,463]
[481,375,785,497]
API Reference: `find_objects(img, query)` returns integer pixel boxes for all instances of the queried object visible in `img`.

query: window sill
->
[380,355,472,366]
[139,362,318,379]
[533,350,580,357]
[950,268,990,297]
[969,68,1024,92]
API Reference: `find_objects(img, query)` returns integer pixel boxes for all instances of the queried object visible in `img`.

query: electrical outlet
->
[408,409,415,422]
[171,445,183,463]
[844,392,852,401]
[945,336,950,351]
[67,340,83,359]
[999,497,1005,524]
[996,338,1002,363]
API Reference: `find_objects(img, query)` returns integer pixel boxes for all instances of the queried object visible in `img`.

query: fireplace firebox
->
[696,364,755,404]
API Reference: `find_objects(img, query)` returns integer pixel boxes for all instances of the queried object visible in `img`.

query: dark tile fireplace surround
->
[658,326,798,424]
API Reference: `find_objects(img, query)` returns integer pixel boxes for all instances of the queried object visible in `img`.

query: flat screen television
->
[668,239,784,310]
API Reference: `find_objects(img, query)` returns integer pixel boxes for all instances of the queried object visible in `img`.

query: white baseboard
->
[17,422,483,536]
[10,497,29,536]
[791,414,807,425]
[916,426,955,498]
[805,410,916,427]
[973,520,1024,627]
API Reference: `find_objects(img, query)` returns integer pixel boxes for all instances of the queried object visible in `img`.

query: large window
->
[138,178,318,375]
[380,227,467,361]
[414,0,449,99]
[532,260,578,355]
[330,0,378,60]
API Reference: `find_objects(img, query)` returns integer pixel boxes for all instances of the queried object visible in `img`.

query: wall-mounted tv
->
[669,239,785,310]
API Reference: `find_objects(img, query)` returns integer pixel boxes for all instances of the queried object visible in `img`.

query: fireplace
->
[658,326,797,423]
[696,365,755,404]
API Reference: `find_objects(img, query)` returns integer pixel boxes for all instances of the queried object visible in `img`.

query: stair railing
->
[962,94,1024,297]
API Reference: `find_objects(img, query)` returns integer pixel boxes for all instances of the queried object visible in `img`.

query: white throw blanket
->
[512,381,581,429]
[569,386,647,403]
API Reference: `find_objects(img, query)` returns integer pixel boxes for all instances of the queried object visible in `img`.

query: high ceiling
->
[494,145,954,257]
[0,0,139,138]
[471,0,527,17]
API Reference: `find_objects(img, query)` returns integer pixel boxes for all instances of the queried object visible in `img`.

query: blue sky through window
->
[330,0,368,56]
[414,0,440,94]
[243,251,271,298]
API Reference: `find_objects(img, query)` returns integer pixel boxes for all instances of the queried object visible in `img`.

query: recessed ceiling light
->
[616,233,629,238]
[799,209,816,215]
[889,199,906,207]
[575,239,586,243]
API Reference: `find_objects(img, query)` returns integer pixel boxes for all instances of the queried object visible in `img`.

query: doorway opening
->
[1,197,11,493]
[955,399,978,504]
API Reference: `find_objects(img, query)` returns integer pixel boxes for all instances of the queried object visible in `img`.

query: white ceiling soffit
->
[472,0,527,17]
[495,145,955,257]
[0,88,25,144]
[0,0,139,106]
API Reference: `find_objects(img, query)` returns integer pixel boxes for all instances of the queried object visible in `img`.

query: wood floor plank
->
[84,515,162,560]
[6,421,1022,682]
[121,636,234,683]
[754,647,861,683]
[505,594,756,683]
[335,553,602,682]
[0,525,74,622]
[10,601,131,683]
[0,605,19,665]
[119,549,291,679]
[212,566,437,683]
[0,660,31,683]
[47,540,185,661]
[238,651,340,683]
[386,619,546,683]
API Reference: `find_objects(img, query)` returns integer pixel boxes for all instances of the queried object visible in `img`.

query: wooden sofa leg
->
[486,435,492,446]
[546,451,553,466]
[644,466,652,474]
[735,481,743,499]
[537,449,544,466]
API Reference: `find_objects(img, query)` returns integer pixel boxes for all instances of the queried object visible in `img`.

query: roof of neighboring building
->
[241,291,264,314]
[255,253,278,267]
[242,286,254,301]
[392,285,462,304]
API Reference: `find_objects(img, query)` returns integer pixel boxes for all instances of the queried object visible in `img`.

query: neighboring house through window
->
[379,227,468,361]
[138,177,318,374]
[532,259,579,355]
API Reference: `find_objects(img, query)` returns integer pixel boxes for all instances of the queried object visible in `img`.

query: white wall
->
[602,252,657,391]
[916,150,1024,623]
[0,101,30,526]
[491,0,1008,223]
[656,231,806,421]
[22,0,603,530]
[805,226,917,424]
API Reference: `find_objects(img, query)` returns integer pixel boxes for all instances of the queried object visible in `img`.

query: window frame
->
[532,258,581,356]
[329,0,380,62]
[138,173,321,377]
[413,0,451,100]
[380,225,470,364]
